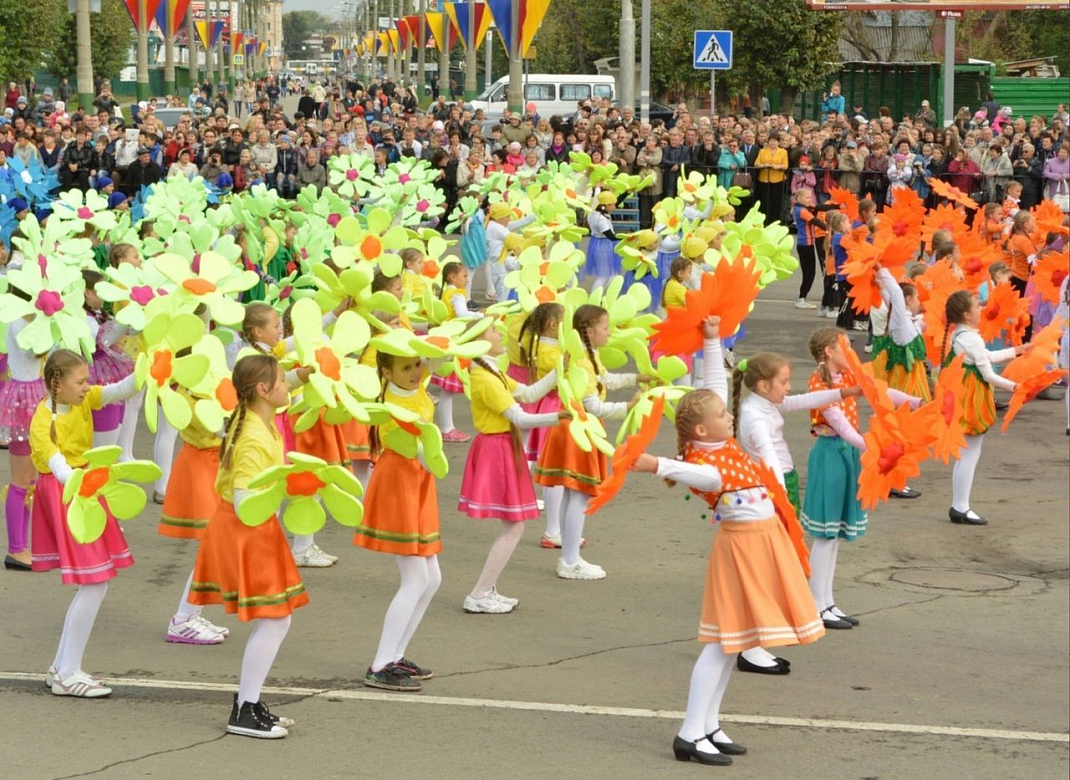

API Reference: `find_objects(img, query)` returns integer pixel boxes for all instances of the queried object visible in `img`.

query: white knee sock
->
[678,643,734,755]
[560,489,588,566]
[395,556,441,662]
[117,392,144,461]
[591,275,611,292]
[435,392,455,433]
[543,485,564,538]
[292,534,314,554]
[92,426,121,449]
[471,521,524,598]
[173,570,202,623]
[808,538,837,613]
[352,461,372,490]
[54,582,109,677]
[951,434,984,516]
[237,615,292,706]
[740,646,779,667]
[824,538,841,614]
[371,556,432,671]
[153,412,179,493]
[482,262,494,296]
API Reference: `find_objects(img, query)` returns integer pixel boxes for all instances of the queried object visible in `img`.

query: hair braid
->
[219,402,247,470]
[730,367,745,439]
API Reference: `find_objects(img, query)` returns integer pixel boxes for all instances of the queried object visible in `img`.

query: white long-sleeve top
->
[951,326,1017,392]
[582,368,637,419]
[875,268,920,346]
[5,319,44,381]
[654,441,775,523]
[703,337,728,403]
[485,214,536,264]
[587,210,615,239]
[224,311,338,370]
[738,388,844,480]
[499,368,561,429]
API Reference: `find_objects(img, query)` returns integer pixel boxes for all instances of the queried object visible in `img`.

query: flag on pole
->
[425,12,458,54]
[123,0,164,30]
[194,19,211,49]
[485,0,513,57]
[519,0,550,56]
[231,30,243,53]
[209,19,224,48]
[154,0,192,37]
[445,3,492,51]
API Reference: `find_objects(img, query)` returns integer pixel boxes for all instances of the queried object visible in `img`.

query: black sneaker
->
[363,663,422,691]
[394,657,433,681]
[227,699,288,739]
[231,693,296,729]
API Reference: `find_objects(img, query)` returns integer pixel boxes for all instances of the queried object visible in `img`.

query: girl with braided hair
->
[459,322,568,614]
[533,305,640,579]
[189,353,313,738]
[940,290,1024,526]
[28,349,140,698]
[630,317,823,765]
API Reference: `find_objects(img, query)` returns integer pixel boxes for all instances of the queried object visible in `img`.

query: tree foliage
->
[283,10,334,60]
[961,10,1070,75]
[0,0,62,81]
[45,0,134,83]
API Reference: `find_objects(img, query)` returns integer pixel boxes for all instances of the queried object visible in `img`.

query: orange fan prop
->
[838,333,896,418]
[750,458,810,577]
[1032,250,1069,306]
[843,232,915,315]
[920,203,969,250]
[917,260,967,365]
[650,254,761,354]
[1033,200,1069,237]
[1002,370,1068,432]
[585,395,666,516]
[928,177,979,210]
[876,189,925,245]
[923,355,969,464]
[1000,318,1068,431]
[978,280,1030,346]
[956,233,1001,293]
[857,402,934,510]
[827,186,859,223]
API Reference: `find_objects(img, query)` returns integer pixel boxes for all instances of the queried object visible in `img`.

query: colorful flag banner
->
[387,29,401,55]
[446,2,492,51]
[123,0,164,30]
[519,0,550,56]
[209,19,224,48]
[154,0,192,37]
[194,19,210,49]
[231,30,243,53]
[485,0,513,57]
[425,12,458,54]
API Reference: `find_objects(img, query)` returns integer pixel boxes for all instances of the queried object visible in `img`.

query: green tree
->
[45,0,133,84]
[0,1,62,82]
[283,10,333,60]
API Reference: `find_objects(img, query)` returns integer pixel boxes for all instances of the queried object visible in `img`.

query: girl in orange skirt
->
[189,354,312,739]
[160,388,229,646]
[632,318,824,765]
[459,326,566,614]
[940,290,1023,525]
[533,304,639,579]
[353,351,441,692]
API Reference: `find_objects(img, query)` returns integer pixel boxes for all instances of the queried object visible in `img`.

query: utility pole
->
[417,0,426,100]
[464,0,476,99]
[165,18,177,94]
[485,26,491,91]
[75,0,94,110]
[188,3,199,87]
[137,0,150,100]
[619,0,635,114]
[942,16,955,127]
[386,0,395,81]
[639,0,650,124]
[506,0,521,113]
[231,0,241,89]
[439,7,449,101]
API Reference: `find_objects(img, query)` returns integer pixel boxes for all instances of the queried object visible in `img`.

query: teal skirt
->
[801,436,867,541]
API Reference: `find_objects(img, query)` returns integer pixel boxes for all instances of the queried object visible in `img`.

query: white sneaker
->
[852,321,869,331]
[167,615,225,645]
[825,310,839,319]
[818,307,828,317]
[556,557,606,580]
[863,343,873,354]
[193,613,229,638]
[463,593,515,613]
[536,498,545,511]
[293,545,334,567]
[796,299,815,309]
[51,670,112,698]
[722,349,736,369]
[488,586,519,607]
[45,665,104,688]
[310,542,338,563]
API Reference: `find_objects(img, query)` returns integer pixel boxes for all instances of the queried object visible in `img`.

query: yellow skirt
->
[872,350,932,402]
[960,370,995,436]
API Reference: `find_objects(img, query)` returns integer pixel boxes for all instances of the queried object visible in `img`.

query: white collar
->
[540,336,558,345]
[690,439,727,451]
[747,393,779,414]
[55,402,72,414]
[388,381,418,397]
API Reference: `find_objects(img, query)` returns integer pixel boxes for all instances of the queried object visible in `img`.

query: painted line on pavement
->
[2,672,1065,744]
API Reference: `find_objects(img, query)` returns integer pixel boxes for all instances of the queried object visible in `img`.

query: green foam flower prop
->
[376,402,449,478]
[236,452,365,534]
[408,318,493,361]
[289,298,381,432]
[705,204,797,287]
[617,384,691,444]
[0,258,93,358]
[504,244,581,311]
[295,184,351,226]
[143,175,210,223]
[61,446,162,544]
[677,170,715,205]
[334,208,409,274]
[562,277,657,370]
[328,153,378,199]
[616,229,661,280]
[154,250,259,325]
[554,349,614,456]
[135,312,211,433]
[50,188,118,234]
[444,194,482,234]
[184,334,240,433]
[311,262,401,332]
[397,182,447,227]
[265,269,317,313]
[523,199,589,244]
[291,218,332,269]
[95,258,174,331]
[11,213,94,270]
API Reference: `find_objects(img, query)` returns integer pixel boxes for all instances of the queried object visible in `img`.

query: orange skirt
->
[353,449,441,556]
[871,351,932,402]
[338,418,375,463]
[159,444,220,540]
[961,370,995,436]
[293,411,350,466]
[532,421,607,497]
[698,518,824,653]
[189,500,308,621]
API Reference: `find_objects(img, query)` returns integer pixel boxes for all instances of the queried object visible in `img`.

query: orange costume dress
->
[159,391,221,539]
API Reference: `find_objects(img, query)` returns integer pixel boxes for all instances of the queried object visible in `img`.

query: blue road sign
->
[693,30,733,70]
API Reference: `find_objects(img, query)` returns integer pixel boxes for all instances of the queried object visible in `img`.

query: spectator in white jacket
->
[250,131,278,181]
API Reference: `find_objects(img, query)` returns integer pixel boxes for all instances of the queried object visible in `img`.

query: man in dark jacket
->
[1014,143,1044,209]
[660,129,691,199]
[222,126,248,169]
[125,146,163,193]
[60,128,97,191]
[297,89,318,122]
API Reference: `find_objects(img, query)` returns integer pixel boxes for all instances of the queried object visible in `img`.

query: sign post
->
[693,30,732,116]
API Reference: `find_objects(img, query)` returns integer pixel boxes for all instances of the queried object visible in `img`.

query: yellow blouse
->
[440,285,467,320]
[756,147,788,184]
[30,386,106,474]
[574,354,604,401]
[470,367,518,434]
[215,412,283,502]
[505,312,526,367]
[534,338,563,381]
[663,278,688,308]
[402,269,430,300]
[380,383,435,446]
[178,389,222,449]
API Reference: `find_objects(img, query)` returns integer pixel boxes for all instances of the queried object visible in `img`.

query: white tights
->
[560,489,588,566]
[434,391,456,434]
[678,643,737,754]
[153,412,179,494]
[174,570,201,622]
[471,521,524,598]
[590,276,612,292]
[117,392,144,461]
[92,426,121,449]
[352,461,373,490]
[809,538,841,614]
[237,615,292,706]
[54,582,109,677]
[371,555,442,671]
[543,484,565,538]
[951,434,984,515]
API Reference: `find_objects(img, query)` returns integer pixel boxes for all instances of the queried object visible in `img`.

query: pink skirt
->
[274,411,297,460]
[91,404,125,432]
[430,370,464,394]
[525,390,561,461]
[506,363,535,413]
[88,348,135,385]
[0,378,46,444]
[31,474,135,585]
[458,433,539,521]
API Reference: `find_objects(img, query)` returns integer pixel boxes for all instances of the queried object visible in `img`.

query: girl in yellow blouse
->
[533,305,640,579]
[458,323,567,613]
[190,353,312,739]
[354,351,440,692]
[658,256,698,386]
[433,262,478,442]
[29,349,140,698]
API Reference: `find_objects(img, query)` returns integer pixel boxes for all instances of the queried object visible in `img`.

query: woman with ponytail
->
[940,290,1025,526]
[458,322,568,613]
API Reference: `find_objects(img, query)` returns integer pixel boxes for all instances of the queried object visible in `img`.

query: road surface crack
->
[52,734,228,779]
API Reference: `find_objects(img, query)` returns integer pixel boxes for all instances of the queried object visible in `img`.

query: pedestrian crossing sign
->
[693,30,733,70]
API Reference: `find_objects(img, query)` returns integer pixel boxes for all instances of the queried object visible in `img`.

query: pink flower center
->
[35,290,64,316]
[327,213,341,227]
[300,248,308,260]
[191,254,201,274]
[416,199,430,213]
[37,254,48,277]
[280,285,293,299]
[179,215,192,224]
[130,285,156,305]
[77,206,93,219]
[346,169,359,181]
[398,173,411,184]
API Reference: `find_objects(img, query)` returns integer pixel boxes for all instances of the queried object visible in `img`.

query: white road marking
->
[2,672,1065,744]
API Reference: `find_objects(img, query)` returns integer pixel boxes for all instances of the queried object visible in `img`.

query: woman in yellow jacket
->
[754,135,789,225]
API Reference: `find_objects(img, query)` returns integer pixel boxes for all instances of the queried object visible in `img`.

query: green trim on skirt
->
[801,436,868,542]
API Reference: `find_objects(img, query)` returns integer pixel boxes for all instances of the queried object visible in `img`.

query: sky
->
[284,0,351,16]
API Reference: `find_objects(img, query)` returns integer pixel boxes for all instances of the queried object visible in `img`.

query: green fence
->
[990,76,1070,119]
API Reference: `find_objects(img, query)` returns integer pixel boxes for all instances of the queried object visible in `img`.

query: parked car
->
[470,74,616,121]
[148,106,193,130]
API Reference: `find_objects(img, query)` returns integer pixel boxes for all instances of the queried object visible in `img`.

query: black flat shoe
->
[949,508,988,526]
[672,736,733,765]
[890,486,921,499]
[707,729,747,755]
[736,654,790,675]
[821,610,853,629]
[827,605,859,626]
[4,555,32,571]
